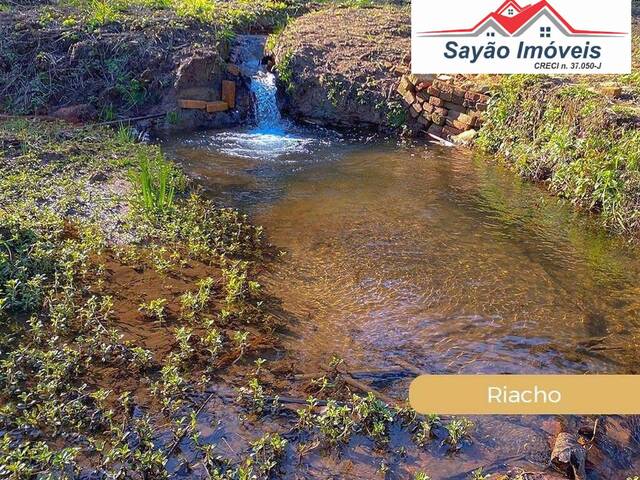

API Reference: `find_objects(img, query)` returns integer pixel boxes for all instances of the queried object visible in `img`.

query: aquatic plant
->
[470,467,490,480]
[444,417,474,451]
[414,414,441,446]
[415,473,431,480]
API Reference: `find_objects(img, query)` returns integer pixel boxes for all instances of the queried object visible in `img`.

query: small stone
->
[601,85,623,98]
[451,128,478,145]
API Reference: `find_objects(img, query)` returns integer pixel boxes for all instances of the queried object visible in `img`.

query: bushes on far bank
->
[478,75,640,234]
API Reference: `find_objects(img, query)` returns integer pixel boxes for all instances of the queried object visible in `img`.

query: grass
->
[478,75,640,234]
[133,151,178,215]
[1,118,488,477]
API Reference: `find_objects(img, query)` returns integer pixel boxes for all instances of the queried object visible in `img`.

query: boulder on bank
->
[271,5,410,130]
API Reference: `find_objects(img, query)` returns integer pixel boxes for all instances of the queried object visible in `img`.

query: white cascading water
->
[193,35,332,160]
[250,70,286,133]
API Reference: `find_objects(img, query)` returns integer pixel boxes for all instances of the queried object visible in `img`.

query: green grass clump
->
[132,152,178,215]
[275,49,295,93]
[478,75,640,234]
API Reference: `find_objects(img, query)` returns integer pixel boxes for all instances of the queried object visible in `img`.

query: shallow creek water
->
[162,128,640,478]
[161,71,640,477]
[164,131,640,377]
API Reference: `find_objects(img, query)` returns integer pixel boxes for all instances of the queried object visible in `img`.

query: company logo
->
[412,0,631,74]
[419,0,625,38]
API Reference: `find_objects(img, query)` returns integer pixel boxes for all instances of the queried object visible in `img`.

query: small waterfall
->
[250,70,285,132]
[197,34,330,160]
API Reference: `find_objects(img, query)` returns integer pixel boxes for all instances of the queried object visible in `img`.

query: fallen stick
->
[294,367,410,381]
[338,374,400,406]
[91,112,167,127]
[390,358,425,376]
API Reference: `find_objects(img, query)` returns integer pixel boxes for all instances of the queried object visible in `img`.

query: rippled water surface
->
[164,130,640,376]
[162,122,640,477]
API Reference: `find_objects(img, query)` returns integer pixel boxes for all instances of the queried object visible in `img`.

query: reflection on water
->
[165,136,640,376]
[163,128,640,477]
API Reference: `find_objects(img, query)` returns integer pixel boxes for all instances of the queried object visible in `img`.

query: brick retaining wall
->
[397,74,490,140]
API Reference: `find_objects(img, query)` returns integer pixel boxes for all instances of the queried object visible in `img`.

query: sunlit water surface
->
[161,76,640,476]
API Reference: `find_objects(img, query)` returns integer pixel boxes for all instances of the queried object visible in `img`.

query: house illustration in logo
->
[418,0,625,37]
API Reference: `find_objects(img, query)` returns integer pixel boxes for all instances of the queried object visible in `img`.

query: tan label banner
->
[409,375,640,414]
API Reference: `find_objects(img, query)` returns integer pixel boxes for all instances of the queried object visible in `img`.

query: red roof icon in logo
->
[419,0,625,36]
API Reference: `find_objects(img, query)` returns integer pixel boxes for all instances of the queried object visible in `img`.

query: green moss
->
[478,75,640,233]
[275,49,295,93]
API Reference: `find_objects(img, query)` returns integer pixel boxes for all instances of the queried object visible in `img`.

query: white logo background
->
[412,0,631,74]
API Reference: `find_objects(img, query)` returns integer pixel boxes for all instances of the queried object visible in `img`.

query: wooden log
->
[221,80,236,108]
[178,99,207,110]
[206,101,229,113]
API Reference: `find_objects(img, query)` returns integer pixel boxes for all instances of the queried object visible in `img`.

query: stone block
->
[476,102,488,111]
[422,102,435,114]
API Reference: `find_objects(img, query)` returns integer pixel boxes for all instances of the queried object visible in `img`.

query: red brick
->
[443,101,466,113]
[402,90,416,105]
[429,96,444,107]
[409,102,423,118]
[221,80,236,108]
[427,86,440,96]
[443,125,464,137]
[416,90,430,103]
[431,113,445,126]
[433,106,448,116]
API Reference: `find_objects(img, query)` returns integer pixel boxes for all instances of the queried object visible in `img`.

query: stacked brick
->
[397,74,490,139]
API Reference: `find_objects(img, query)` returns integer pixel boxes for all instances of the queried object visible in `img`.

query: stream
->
[161,67,640,478]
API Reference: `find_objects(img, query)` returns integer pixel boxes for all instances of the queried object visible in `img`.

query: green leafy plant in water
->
[444,417,474,450]
[414,414,440,446]
[470,467,490,480]
[415,473,431,480]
